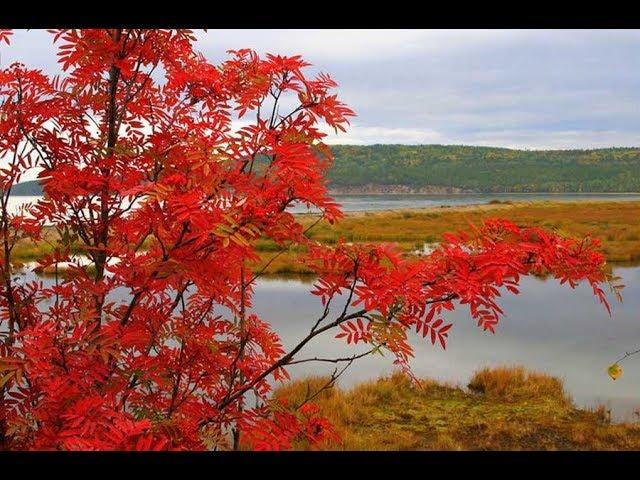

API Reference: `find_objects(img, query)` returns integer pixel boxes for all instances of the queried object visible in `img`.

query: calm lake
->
[297,193,640,213]
[8,192,640,216]
[253,267,640,422]
[8,192,640,421]
[14,265,640,422]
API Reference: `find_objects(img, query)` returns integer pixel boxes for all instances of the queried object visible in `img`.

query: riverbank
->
[9,200,640,274]
[254,200,640,275]
[328,184,473,194]
[328,186,640,195]
[274,366,640,450]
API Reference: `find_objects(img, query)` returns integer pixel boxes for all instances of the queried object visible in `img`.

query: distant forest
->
[10,180,42,196]
[9,145,640,195]
[328,145,640,193]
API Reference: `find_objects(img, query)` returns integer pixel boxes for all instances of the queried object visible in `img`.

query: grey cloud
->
[2,29,640,149]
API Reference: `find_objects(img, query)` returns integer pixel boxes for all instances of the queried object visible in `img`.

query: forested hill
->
[10,180,43,196]
[327,145,640,193]
[8,145,640,195]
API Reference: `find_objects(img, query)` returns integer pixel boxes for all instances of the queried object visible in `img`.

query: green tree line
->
[328,145,640,192]
[10,144,640,195]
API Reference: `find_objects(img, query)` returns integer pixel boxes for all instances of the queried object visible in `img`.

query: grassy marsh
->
[252,200,640,274]
[274,366,640,450]
[10,200,640,275]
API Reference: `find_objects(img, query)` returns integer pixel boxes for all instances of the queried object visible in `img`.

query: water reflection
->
[251,266,640,422]
[10,264,640,422]
[9,193,640,217]
[289,193,640,213]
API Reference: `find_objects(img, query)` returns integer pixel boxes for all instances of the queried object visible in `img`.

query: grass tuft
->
[467,365,568,403]
[9,200,640,275]
[274,366,640,450]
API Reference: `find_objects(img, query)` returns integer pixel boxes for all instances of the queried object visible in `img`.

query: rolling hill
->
[8,145,640,195]
[328,145,640,193]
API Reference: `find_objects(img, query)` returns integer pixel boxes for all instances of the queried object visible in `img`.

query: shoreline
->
[277,366,640,450]
[287,199,640,268]
[327,191,640,196]
[8,199,640,271]
[9,191,640,198]
[302,198,640,218]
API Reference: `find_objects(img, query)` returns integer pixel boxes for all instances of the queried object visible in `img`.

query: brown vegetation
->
[12,200,640,275]
[274,366,640,450]
[252,200,640,275]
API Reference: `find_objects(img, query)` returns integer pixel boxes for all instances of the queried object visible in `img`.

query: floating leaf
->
[608,363,623,380]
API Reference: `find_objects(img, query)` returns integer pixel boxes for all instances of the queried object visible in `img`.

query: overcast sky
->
[2,29,640,150]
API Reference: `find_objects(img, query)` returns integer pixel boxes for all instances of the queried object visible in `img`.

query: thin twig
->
[614,348,640,365]
[288,348,376,366]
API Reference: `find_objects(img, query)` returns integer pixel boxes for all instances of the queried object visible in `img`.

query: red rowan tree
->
[0,29,614,450]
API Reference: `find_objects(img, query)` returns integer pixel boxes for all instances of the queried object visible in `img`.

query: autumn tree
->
[0,29,614,450]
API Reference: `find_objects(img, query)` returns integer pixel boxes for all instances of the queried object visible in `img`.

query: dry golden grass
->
[252,200,640,274]
[11,200,640,275]
[274,366,640,450]
[303,200,640,262]
[467,365,567,402]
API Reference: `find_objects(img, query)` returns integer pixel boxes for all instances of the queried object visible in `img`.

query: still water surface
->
[290,193,640,213]
[13,261,640,421]
[8,192,640,421]
[8,193,640,216]
[250,266,640,422]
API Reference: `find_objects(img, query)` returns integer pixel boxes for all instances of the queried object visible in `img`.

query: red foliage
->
[0,30,613,451]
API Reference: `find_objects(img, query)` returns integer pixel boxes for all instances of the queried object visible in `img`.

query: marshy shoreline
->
[8,200,640,448]
[275,366,640,450]
[10,199,640,276]
[255,199,640,275]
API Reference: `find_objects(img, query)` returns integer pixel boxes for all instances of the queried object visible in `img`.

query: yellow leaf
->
[230,233,249,247]
[608,363,623,380]
[0,371,15,389]
[101,350,109,363]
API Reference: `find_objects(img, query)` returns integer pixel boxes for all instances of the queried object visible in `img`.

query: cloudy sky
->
[2,29,640,150]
